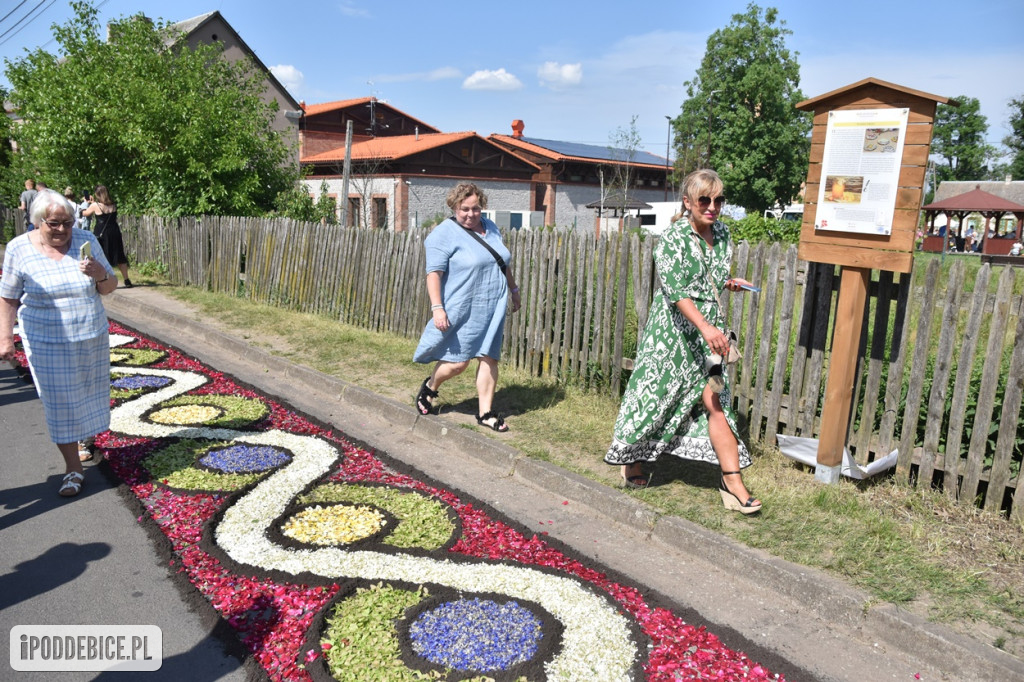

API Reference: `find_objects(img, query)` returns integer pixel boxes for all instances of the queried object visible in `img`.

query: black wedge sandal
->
[416,377,438,415]
[476,411,509,432]
[719,471,761,515]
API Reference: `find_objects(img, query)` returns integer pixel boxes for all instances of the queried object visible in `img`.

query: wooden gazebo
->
[921,186,1024,254]
[587,192,652,237]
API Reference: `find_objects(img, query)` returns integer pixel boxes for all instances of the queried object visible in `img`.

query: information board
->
[814,108,910,236]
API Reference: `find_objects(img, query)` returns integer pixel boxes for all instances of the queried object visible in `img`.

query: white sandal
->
[78,441,94,462]
[59,471,84,497]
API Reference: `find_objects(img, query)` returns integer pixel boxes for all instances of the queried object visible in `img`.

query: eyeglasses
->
[696,195,726,209]
[43,219,74,228]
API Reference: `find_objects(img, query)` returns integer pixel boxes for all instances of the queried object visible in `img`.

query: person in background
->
[78,190,93,232]
[604,168,761,514]
[63,187,79,228]
[82,185,132,288]
[0,189,117,497]
[18,178,37,231]
[413,183,521,432]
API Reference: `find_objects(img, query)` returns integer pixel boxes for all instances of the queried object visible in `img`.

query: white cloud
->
[270,65,304,94]
[375,67,462,83]
[337,1,370,18]
[538,61,582,89]
[462,69,523,91]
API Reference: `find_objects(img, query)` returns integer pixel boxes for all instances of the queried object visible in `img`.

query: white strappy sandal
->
[59,471,84,497]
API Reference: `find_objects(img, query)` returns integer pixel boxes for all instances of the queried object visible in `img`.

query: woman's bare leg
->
[703,385,759,505]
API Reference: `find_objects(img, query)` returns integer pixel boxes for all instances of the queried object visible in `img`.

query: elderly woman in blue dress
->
[414,183,521,431]
[1,190,118,497]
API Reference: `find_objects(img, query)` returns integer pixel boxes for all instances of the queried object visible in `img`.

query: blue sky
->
[2,1,1023,159]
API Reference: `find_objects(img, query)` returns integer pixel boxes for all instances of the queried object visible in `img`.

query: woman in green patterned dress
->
[604,169,761,514]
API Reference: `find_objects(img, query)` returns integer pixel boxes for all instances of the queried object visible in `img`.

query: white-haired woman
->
[1,189,118,497]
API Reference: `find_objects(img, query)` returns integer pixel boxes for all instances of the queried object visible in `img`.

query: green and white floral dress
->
[604,217,751,468]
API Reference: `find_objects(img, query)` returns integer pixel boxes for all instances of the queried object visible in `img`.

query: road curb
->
[102,289,1024,682]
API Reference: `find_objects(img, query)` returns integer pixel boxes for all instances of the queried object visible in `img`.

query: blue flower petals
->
[111,375,172,390]
[409,598,542,671]
[200,444,291,473]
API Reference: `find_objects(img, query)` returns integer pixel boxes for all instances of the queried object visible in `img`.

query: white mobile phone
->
[79,242,91,260]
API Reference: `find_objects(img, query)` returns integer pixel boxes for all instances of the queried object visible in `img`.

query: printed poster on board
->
[814,108,909,235]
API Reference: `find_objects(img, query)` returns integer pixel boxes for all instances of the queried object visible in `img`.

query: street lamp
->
[664,115,672,201]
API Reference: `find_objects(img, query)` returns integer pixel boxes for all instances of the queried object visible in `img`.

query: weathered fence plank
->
[919,260,966,484]
[960,267,1015,505]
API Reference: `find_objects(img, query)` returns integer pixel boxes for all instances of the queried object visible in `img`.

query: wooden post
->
[815,266,869,479]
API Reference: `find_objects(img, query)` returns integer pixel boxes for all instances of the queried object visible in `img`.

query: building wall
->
[554,185,669,234]
[304,177,667,233]
[182,17,301,168]
[304,177,533,231]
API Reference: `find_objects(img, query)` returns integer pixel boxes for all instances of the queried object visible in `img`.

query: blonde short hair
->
[682,169,724,205]
[446,183,488,212]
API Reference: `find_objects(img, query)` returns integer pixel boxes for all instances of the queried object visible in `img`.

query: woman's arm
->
[79,257,118,295]
[0,297,18,362]
[426,271,449,331]
[676,298,730,356]
[505,270,521,313]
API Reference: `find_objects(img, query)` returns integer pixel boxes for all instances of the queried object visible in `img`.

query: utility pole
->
[340,119,353,227]
[664,115,672,201]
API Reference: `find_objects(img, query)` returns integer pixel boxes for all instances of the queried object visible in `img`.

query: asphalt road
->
[2,283,1022,681]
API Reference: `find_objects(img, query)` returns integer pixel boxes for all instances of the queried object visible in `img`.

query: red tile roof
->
[302,97,374,116]
[302,98,440,134]
[303,132,540,168]
[923,187,1024,212]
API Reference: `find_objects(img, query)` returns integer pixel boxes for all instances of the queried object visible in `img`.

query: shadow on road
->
[0,541,112,611]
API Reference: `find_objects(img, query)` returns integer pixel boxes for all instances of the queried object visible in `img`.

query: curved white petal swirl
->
[109,357,640,680]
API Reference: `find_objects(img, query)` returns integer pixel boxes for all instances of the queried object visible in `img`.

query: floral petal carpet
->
[19,321,787,681]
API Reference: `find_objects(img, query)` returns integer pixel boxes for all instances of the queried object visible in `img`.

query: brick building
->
[301,100,672,232]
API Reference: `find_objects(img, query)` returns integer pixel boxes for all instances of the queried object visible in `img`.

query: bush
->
[724,214,801,244]
[135,260,169,278]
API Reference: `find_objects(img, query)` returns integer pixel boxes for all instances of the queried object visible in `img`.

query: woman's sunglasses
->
[696,195,726,209]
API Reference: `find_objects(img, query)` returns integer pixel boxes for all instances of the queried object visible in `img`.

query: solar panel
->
[520,137,666,166]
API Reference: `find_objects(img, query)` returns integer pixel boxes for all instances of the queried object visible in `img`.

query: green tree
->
[932,96,996,183]
[671,3,810,213]
[1004,95,1024,181]
[3,0,298,217]
[315,180,337,224]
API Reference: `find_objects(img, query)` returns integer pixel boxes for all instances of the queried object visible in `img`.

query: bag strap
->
[459,220,506,274]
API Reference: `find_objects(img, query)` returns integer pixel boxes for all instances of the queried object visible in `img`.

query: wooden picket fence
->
[3,208,1019,518]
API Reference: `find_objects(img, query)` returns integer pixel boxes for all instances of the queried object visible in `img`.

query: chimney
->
[1007,175,1013,184]
[511,119,525,139]
[415,126,419,141]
